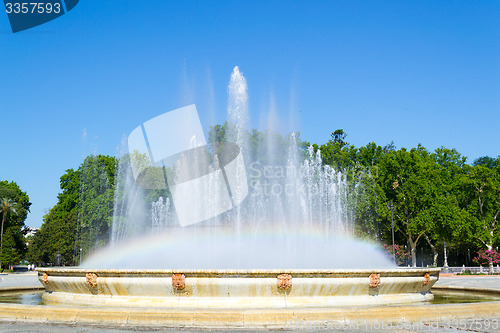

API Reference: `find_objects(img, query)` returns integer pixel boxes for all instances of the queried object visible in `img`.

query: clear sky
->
[1,1,499,228]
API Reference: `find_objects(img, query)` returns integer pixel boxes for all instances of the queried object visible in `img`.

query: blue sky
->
[1,1,499,228]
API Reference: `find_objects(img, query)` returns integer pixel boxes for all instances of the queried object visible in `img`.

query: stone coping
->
[37,267,441,278]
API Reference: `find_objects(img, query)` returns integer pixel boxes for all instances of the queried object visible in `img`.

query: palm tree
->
[0,198,17,250]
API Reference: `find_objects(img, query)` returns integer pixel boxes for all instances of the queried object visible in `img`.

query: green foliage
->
[374,146,469,266]
[313,133,479,267]
[331,129,349,148]
[28,155,117,265]
[0,182,31,224]
[0,198,17,249]
[27,209,77,265]
[473,156,499,169]
[25,125,500,269]
[0,181,31,268]
[0,227,24,266]
[77,155,116,253]
[460,164,500,256]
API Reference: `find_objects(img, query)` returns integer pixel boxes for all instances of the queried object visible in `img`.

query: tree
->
[383,244,410,266]
[27,167,80,265]
[76,155,117,254]
[28,155,117,266]
[27,208,78,266]
[0,228,23,267]
[0,198,17,249]
[0,181,31,269]
[473,249,500,267]
[331,129,349,148]
[461,163,500,273]
[473,156,498,169]
[423,148,468,266]
[317,136,354,170]
[0,182,31,227]
[376,146,451,267]
[349,143,389,240]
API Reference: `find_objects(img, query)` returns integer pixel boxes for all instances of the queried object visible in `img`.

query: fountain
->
[37,66,439,316]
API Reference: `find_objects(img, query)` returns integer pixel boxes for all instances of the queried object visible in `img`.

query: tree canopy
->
[27,155,116,265]
[23,128,500,269]
[0,181,31,268]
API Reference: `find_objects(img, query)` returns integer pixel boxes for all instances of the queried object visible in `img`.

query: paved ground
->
[434,275,500,292]
[0,273,499,332]
[1,320,500,333]
[0,272,40,289]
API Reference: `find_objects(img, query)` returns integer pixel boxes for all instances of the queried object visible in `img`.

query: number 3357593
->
[5,2,61,14]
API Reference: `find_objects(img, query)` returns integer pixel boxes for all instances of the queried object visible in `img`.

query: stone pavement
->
[0,272,41,289]
[434,274,500,292]
[0,319,499,333]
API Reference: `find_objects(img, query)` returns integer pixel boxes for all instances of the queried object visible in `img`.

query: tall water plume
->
[227,66,250,231]
[228,66,249,139]
[110,141,148,245]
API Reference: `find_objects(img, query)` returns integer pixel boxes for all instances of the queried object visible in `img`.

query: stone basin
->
[37,268,440,308]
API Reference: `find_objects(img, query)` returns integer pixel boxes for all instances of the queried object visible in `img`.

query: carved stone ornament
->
[369,273,381,288]
[423,272,430,286]
[42,272,49,285]
[277,274,292,290]
[86,273,98,288]
[172,273,186,290]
